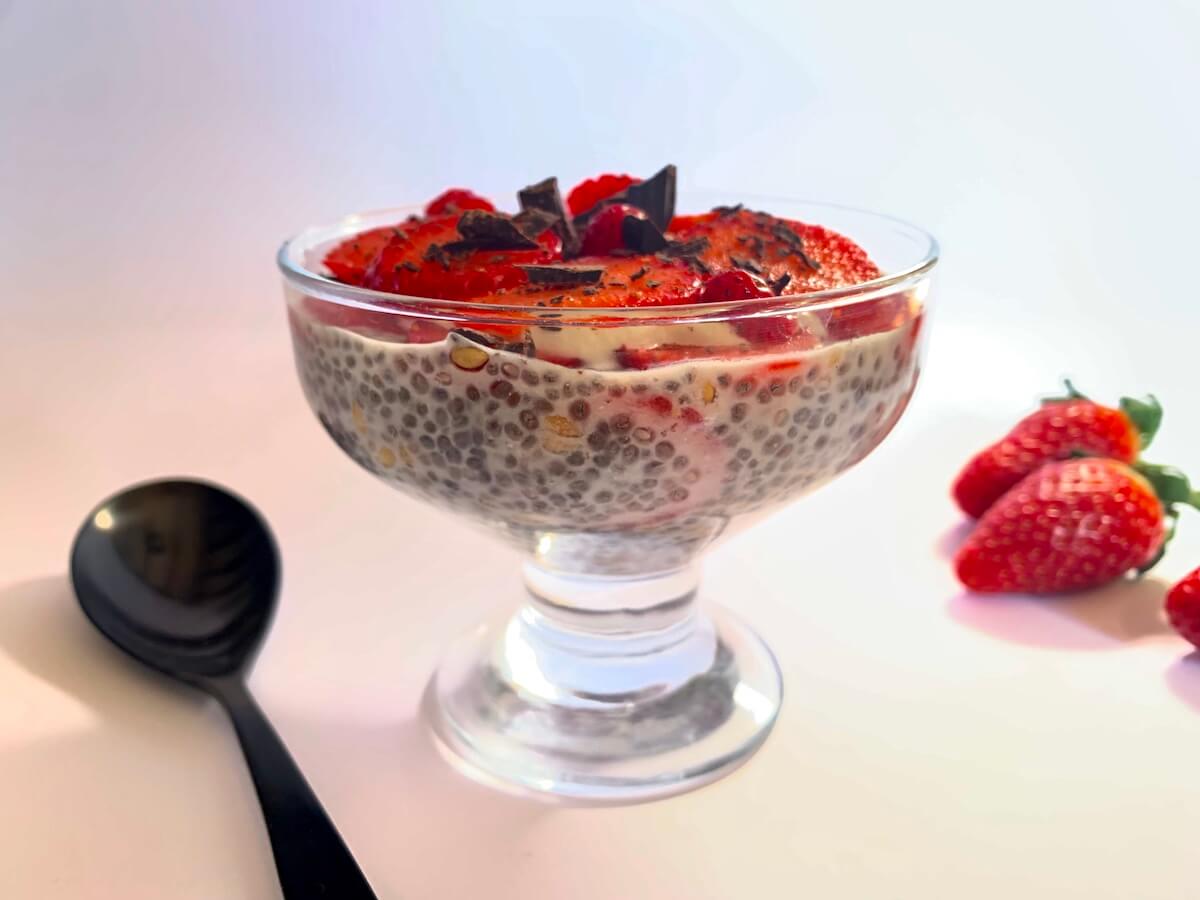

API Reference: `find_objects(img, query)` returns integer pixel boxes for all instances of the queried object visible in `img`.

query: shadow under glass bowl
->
[278,196,938,803]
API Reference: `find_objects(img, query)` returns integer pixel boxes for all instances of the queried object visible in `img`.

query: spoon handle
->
[210,677,379,900]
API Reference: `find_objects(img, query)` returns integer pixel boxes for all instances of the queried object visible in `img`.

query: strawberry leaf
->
[1136,461,1195,507]
[1119,394,1163,450]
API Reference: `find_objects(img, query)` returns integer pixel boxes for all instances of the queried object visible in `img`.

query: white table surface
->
[5,2,1200,897]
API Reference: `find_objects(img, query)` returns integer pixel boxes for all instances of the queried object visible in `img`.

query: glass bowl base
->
[424,602,782,804]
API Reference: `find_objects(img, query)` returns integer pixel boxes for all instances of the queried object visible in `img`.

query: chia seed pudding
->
[280,167,929,572]
[287,311,920,570]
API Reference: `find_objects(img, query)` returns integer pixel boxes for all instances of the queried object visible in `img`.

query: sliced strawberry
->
[538,351,585,369]
[425,188,495,216]
[363,214,561,300]
[698,269,772,301]
[666,213,712,233]
[823,292,914,341]
[566,173,639,217]
[476,257,702,309]
[579,203,648,256]
[696,269,799,345]
[673,208,882,295]
[323,225,405,285]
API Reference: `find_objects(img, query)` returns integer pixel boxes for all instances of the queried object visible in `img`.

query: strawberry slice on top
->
[669,207,882,296]
[323,224,404,286]
[566,173,639,217]
[362,212,562,300]
[475,256,702,310]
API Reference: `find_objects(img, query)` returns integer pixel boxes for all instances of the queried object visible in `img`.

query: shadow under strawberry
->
[934,520,973,561]
[1163,652,1200,713]
[946,576,1177,651]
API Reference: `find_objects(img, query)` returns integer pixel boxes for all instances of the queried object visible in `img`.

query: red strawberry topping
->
[579,204,648,256]
[363,214,561,300]
[425,188,495,216]
[323,225,403,286]
[566,173,639,216]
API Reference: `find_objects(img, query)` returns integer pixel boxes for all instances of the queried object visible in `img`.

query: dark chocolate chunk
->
[621,216,669,252]
[713,203,744,217]
[574,164,677,231]
[770,272,792,294]
[518,176,579,254]
[517,264,605,286]
[452,209,541,250]
[512,207,559,239]
[629,266,648,281]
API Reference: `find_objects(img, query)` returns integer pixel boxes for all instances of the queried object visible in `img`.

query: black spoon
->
[69,478,378,900]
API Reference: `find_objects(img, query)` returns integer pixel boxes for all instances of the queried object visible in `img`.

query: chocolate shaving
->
[423,243,451,269]
[658,236,711,275]
[713,203,744,217]
[730,255,763,275]
[518,177,579,255]
[621,216,669,252]
[770,272,792,294]
[395,261,419,273]
[629,266,648,281]
[646,280,662,288]
[574,164,677,231]
[770,222,820,271]
[661,236,709,258]
[518,264,604,286]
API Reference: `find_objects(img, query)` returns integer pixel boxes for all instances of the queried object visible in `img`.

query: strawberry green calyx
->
[1119,394,1163,449]
[1135,461,1200,511]
[1042,379,1162,450]
[1134,460,1200,573]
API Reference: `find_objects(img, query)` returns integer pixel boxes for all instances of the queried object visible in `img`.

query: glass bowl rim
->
[277,197,939,325]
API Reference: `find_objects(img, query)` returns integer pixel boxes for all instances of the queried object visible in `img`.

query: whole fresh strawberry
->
[952,382,1162,518]
[954,457,1198,594]
[1166,567,1200,649]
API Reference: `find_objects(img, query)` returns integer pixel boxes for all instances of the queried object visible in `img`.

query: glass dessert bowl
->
[278,169,938,802]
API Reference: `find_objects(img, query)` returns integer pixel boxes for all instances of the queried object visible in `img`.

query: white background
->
[4,1,1200,897]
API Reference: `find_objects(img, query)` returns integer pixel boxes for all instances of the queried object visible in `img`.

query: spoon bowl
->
[71,479,279,680]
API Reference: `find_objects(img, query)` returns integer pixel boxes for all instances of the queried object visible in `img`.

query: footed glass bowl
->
[279,198,937,802]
